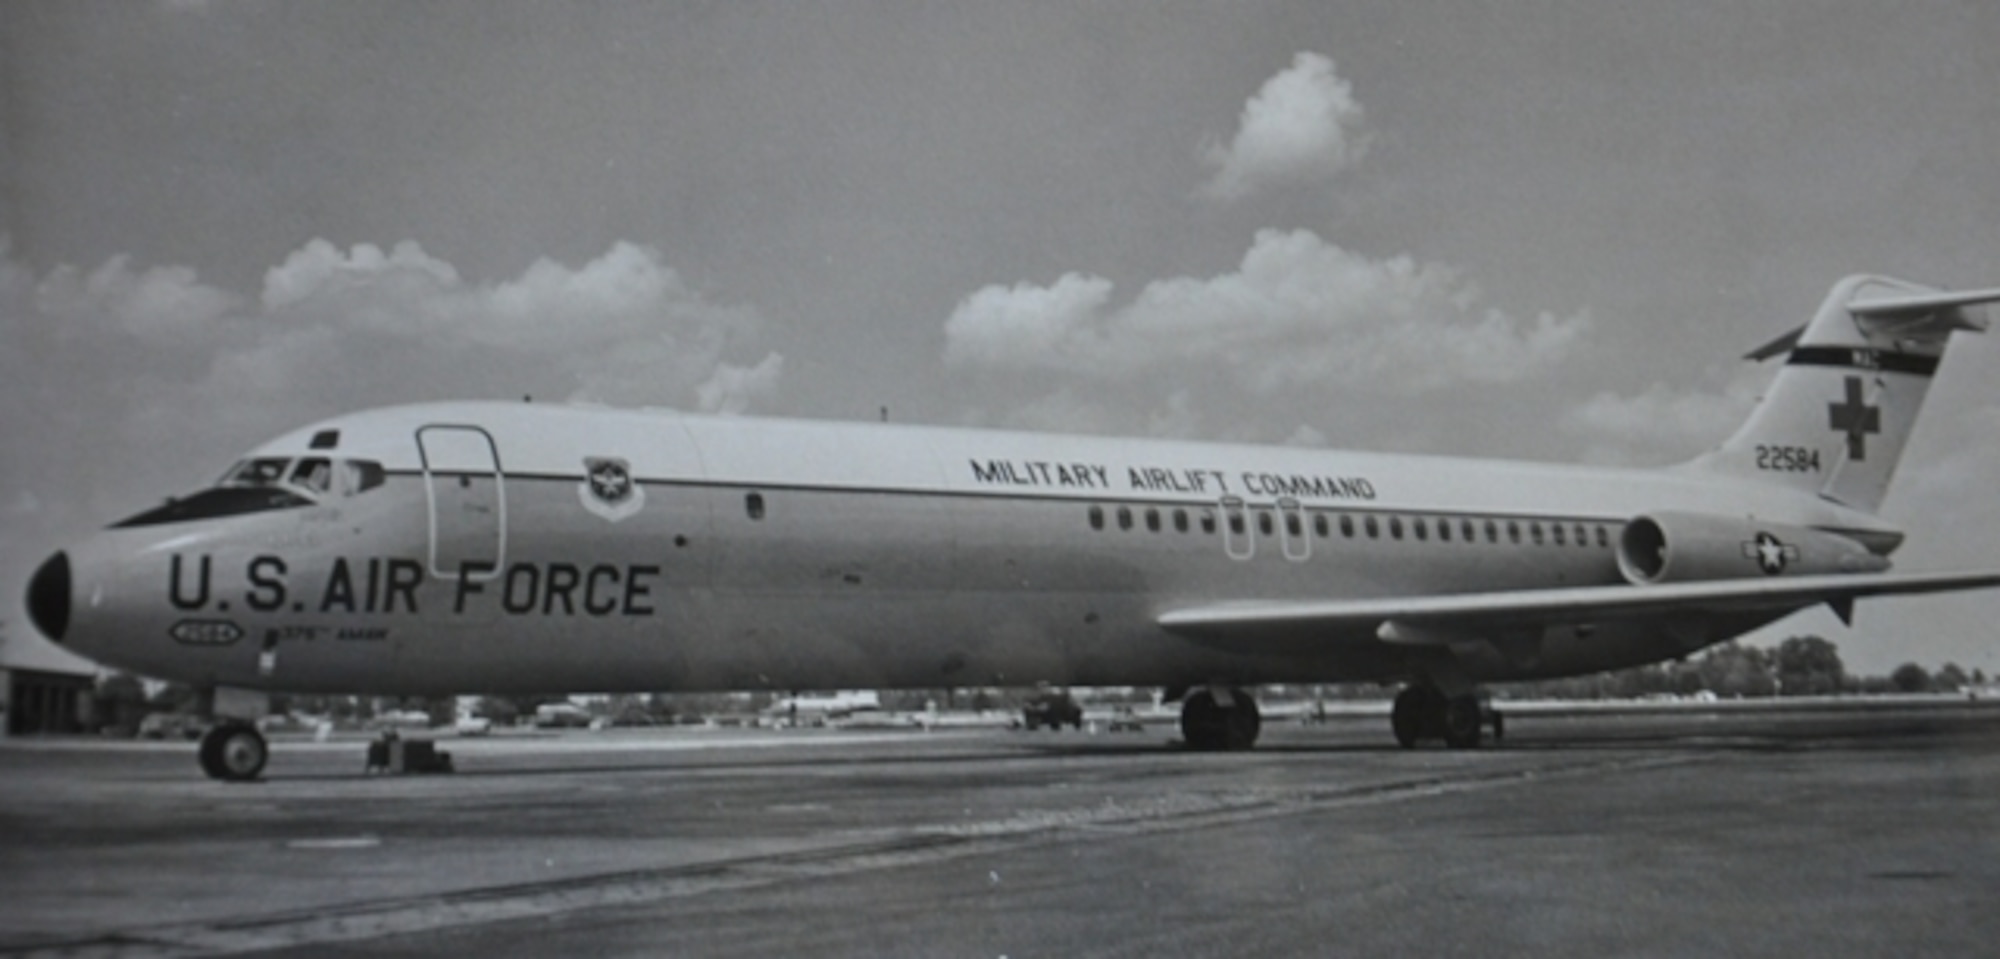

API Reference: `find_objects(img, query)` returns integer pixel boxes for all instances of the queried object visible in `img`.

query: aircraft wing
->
[1157,570,2000,649]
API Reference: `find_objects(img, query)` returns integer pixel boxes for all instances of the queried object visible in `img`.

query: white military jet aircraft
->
[24,275,2000,779]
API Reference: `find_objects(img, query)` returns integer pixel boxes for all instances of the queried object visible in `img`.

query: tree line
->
[1507,636,1988,700]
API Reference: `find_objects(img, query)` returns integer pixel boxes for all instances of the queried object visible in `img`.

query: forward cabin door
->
[417,425,506,581]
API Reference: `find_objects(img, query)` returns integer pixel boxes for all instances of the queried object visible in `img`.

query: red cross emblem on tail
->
[1827,376,1880,461]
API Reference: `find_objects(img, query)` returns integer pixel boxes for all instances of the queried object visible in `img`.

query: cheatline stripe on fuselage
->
[377,469,1908,547]
[1785,346,1940,377]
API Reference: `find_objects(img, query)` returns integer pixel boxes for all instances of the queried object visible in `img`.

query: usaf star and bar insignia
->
[1742,531,1799,576]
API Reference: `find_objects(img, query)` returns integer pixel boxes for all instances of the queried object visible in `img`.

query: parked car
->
[1106,707,1146,733]
[533,702,592,728]
[1020,691,1083,731]
[137,712,208,741]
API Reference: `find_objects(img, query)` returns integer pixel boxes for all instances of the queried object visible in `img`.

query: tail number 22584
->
[1756,445,1822,472]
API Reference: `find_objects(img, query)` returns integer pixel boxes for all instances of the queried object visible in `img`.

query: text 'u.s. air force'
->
[167,554,660,618]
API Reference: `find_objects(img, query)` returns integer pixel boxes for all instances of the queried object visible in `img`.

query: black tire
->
[1179,688,1261,751]
[1225,691,1262,750]
[1390,686,1428,748]
[1442,695,1484,750]
[198,723,268,781]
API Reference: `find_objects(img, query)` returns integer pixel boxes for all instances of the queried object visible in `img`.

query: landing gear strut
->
[1179,686,1261,751]
[1390,683,1501,749]
[198,722,269,781]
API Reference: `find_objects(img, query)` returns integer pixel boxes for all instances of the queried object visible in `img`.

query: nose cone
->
[26,551,70,642]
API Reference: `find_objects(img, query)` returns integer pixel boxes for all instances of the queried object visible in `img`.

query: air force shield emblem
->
[579,457,644,522]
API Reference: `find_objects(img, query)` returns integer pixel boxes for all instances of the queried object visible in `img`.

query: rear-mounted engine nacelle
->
[1616,511,1889,584]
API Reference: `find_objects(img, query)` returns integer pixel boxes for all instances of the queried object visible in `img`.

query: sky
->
[4,0,1998,677]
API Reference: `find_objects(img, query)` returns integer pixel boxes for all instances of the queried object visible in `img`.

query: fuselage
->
[38,401,1895,696]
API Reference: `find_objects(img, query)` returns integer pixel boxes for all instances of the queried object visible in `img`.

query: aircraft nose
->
[25,551,71,643]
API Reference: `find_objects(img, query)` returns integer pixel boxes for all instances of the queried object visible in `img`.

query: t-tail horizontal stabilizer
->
[1695,276,2000,513]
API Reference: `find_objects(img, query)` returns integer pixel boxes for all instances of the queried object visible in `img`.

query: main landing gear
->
[1390,683,1503,749]
[198,722,269,781]
[1178,686,1262,751]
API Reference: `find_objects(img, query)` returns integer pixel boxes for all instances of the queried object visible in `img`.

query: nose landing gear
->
[198,722,269,781]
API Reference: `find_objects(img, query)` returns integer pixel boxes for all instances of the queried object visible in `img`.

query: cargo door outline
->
[418,425,506,580]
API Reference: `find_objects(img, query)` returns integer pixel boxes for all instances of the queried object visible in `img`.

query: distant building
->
[1,618,101,736]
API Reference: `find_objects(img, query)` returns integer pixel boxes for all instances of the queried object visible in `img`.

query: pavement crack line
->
[1,753,1707,958]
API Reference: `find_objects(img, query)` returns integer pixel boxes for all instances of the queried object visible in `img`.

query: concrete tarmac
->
[2,705,1996,957]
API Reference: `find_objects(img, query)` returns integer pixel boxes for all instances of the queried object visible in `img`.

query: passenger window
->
[1314,514,1329,538]
[1461,519,1474,542]
[1118,506,1133,531]
[1365,516,1379,539]
[1145,508,1161,533]
[1389,516,1403,540]
[1340,515,1355,538]
[1285,513,1302,538]
[1228,513,1244,535]
[1596,526,1609,548]
[1201,511,1217,535]
[1089,505,1104,531]
[1439,520,1452,543]
[746,492,766,520]
[1258,512,1274,537]
[1576,524,1590,548]
[1507,521,1521,544]
[1485,519,1499,543]
[1552,524,1566,546]
[1174,509,1189,533]
[1414,518,1428,542]
[1531,523,1544,546]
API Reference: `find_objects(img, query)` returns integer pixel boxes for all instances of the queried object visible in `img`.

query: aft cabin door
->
[418,425,506,580]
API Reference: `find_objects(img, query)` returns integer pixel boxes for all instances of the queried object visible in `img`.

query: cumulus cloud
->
[0,238,777,558]
[947,228,1586,392]
[1558,366,1768,465]
[696,353,785,415]
[943,273,1115,371]
[942,228,1588,443]
[235,240,766,410]
[1284,424,1328,448]
[35,255,241,338]
[1199,52,1368,201]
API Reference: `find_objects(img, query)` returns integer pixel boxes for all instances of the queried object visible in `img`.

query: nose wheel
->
[198,722,269,781]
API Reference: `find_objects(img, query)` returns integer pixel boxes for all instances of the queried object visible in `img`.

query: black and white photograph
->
[3,3,1997,956]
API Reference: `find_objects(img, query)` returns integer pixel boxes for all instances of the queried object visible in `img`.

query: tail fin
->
[1688,275,1998,513]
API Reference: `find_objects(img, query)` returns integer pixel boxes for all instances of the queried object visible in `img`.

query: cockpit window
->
[344,460,385,493]
[221,457,292,487]
[112,487,314,528]
[289,458,333,494]
[112,456,388,527]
